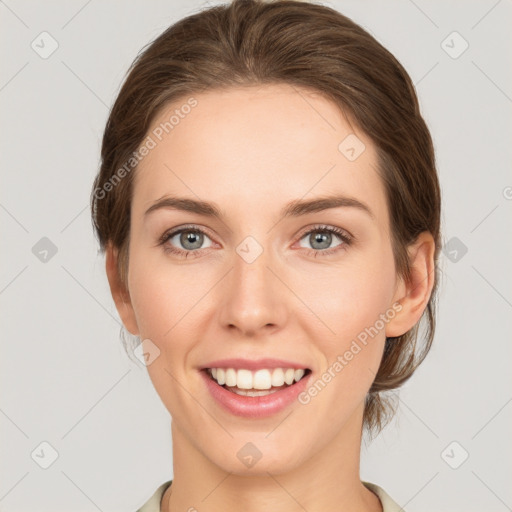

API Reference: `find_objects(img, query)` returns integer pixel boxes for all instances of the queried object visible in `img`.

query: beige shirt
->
[136,480,404,512]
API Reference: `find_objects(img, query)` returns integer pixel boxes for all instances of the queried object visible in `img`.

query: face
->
[117,83,408,475]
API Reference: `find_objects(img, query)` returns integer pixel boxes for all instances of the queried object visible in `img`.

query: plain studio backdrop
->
[1,1,511,511]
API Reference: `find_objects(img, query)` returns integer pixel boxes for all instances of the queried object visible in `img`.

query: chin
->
[203,434,310,477]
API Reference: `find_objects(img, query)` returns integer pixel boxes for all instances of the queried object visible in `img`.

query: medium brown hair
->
[90,0,442,435]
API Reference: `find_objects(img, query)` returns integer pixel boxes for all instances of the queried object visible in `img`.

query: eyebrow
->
[144,194,374,221]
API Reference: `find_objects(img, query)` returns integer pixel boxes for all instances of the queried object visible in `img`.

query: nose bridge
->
[218,234,287,335]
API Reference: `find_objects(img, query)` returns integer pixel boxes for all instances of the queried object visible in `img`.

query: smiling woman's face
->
[110,83,415,475]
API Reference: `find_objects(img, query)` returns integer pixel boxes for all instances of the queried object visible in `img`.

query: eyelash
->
[157,224,353,259]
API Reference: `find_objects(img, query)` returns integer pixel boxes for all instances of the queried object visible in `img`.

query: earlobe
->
[105,242,140,336]
[385,231,436,338]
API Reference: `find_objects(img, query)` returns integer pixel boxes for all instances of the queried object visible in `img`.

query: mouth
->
[203,367,312,397]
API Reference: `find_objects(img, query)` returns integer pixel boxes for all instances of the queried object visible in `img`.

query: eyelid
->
[158,223,213,241]
[297,224,353,242]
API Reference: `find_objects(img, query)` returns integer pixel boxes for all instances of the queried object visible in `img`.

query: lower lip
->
[200,370,311,418]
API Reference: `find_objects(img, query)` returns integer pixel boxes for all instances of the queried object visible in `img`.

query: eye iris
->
[310,231,331,250]
[181,230,203,250]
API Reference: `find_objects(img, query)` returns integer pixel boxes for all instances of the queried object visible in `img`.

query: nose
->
[217,243,289,338]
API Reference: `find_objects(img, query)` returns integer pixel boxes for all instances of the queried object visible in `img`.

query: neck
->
[164,406,381,512]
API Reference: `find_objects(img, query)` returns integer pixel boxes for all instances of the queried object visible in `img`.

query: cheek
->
[302,251,396,344]
[126,250,205,410]
[297,249,395,401]
[129,281,172,341]
[127,247,205,340]
[294,272,391,432]
[128,241,183,324]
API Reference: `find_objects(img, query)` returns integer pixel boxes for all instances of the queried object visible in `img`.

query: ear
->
[105,242,139,336]
[386,231,436,338]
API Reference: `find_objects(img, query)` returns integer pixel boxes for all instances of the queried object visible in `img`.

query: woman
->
[90,0,441,510]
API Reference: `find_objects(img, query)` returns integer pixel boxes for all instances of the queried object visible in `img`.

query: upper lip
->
[200,358,311,371]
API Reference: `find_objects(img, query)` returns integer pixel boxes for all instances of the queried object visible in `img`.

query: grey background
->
[1,0,511,511]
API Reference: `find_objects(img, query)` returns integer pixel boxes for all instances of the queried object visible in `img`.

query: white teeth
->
[237,369,253,389]
[294,369,305,382]
[208,367,308,390]
[271,368,285,387]
[225,368,237,387]
[284,368,295,385]
[253,369,272,390]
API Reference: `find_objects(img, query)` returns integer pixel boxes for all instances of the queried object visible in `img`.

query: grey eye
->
[170,230,213,251]
[299,229,344,251]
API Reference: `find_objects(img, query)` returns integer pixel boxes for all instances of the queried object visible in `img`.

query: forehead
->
[132,83,386,224]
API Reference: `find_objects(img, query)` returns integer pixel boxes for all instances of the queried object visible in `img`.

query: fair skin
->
[106,83,435,512]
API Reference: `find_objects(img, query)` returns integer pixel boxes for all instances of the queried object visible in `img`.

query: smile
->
[201,366,312,417]
[208,367,309,395]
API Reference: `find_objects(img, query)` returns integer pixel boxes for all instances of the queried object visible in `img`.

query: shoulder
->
[362,481,404,512]
[135,480,173,512]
